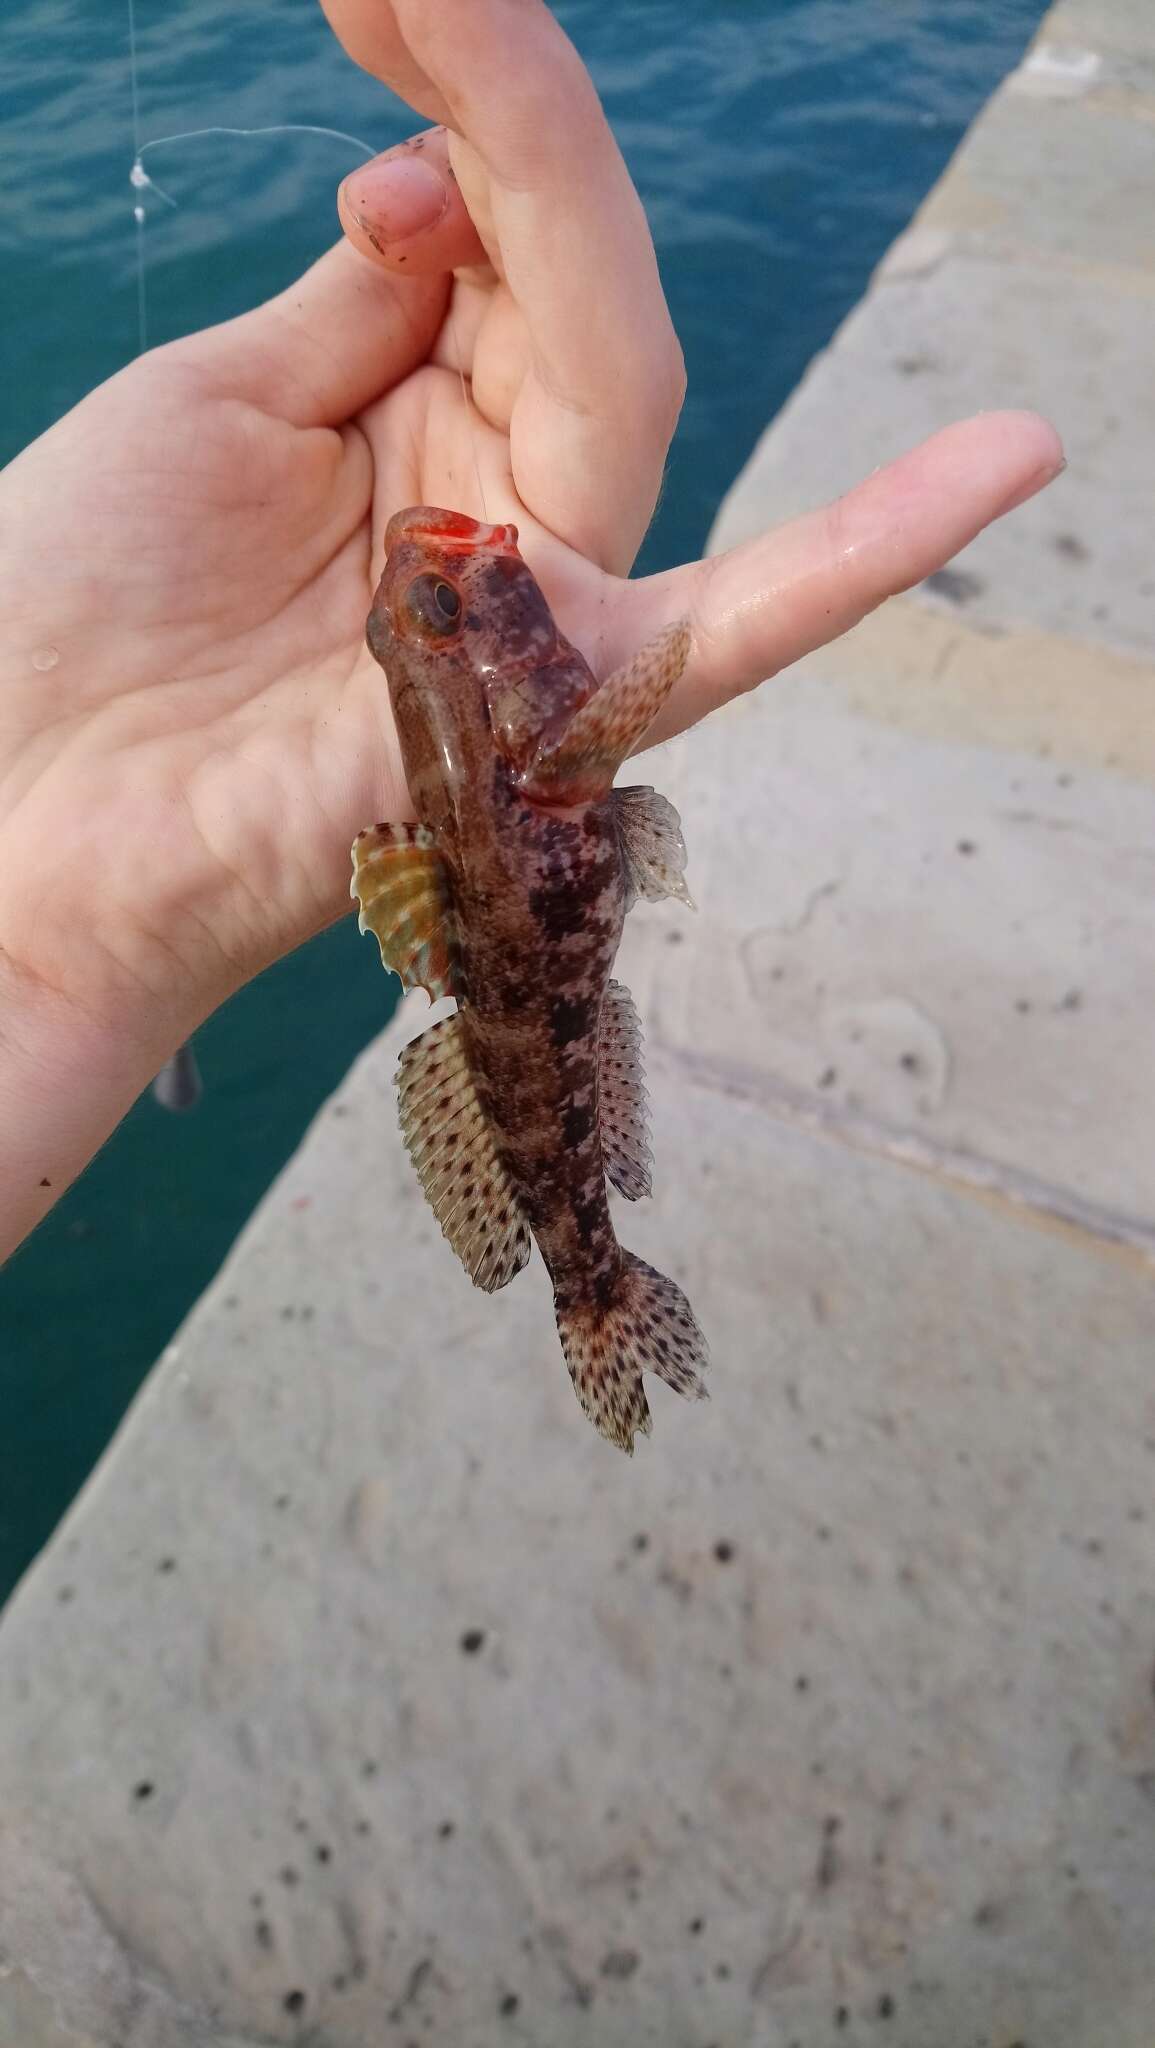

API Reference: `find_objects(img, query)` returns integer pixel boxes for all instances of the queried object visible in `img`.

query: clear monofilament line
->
[137,123,377,165]
[449,298,488,523]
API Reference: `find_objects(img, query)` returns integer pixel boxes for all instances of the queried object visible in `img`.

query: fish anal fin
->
[519,618,691,805]
[397,1013,532,1293]
[351,822,460,1001]
[612,786,694,911]
[599,980,652,1201]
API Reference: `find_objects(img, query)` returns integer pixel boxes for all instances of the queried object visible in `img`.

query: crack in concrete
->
[660,1038,1155,1265]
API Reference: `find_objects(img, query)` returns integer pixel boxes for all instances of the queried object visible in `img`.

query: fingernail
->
[339,153,449,246]
[999,455,1067,517]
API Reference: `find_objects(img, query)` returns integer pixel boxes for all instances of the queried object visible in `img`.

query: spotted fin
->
[612,786,694,911]
[351,822,460,1001]
[555,1251,708,1452]
[599,980,652,1200]
[519,619,691,805]
[397,1013,532,1293]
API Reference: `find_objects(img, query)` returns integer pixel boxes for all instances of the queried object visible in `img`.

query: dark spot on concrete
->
[818,1065,837,1088]
[354,1818,371,1836]
[600,1949,639,1980]
[899,1051,921,1073]
[632,1532,649,1553]
[714,1961,731,1980]
[795,1674,810,1693]
[314,1844,332,1864]
[460,1628,486,1654]
[1053,531,1089,562]
[133,1781,154,1802]
[388,1956,434,2024]
[688,1916,705,1935]
[279,1867,299,1887]
[274,1494,291,1511]
[283,1989,305,2015]
[926,567,984,605]
[956,838,976,855]
[157,1556,177,1573]
[361,1759,378,1778]
[1015,997,1032,1014]
[817,1815,841,1889]
[835,2006,850,2028]
[666,928,684,945]
[57,1585,74,1604]
[438,1820,455,1839]
[713,1540,735,1563]
[1059,988,1083,1011]
[255,1919,274,1951]
[878,1992,895,2018]
[499,1991,520,2015]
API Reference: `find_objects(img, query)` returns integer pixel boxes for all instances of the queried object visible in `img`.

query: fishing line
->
[125,1,376,1107]
[126,3,376,353]
[125,4,488,1099]
[449,299,490,524]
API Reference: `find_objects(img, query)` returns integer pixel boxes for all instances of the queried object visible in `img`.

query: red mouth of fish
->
[384,506,521,559]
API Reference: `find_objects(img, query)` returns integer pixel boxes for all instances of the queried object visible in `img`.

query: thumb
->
[338,128,489,275]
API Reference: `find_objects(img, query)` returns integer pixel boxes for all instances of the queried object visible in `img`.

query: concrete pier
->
[2,2,1154,2043]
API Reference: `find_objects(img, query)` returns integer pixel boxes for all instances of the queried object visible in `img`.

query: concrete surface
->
[3,1,1155,2044]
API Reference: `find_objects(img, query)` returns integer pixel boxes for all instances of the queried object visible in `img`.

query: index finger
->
[323,0,685,571]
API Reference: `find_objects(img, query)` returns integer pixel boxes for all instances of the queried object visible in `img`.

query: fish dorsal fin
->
[612,786,694,911]
[397,1014,532,1293]
[351,822,460,1000]
[519,619,691,805]
[599,980,652,1201]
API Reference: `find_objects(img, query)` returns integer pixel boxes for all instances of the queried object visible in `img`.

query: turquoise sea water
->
[0,0,1044,1598]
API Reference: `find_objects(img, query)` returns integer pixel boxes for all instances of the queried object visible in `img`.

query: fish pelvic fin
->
[397,1013,532,1293]
[555,1250,708,1453]
[612,786,694,911]
[600,980,652,1200]
[351,822,460,1001]
[519,619,691,805]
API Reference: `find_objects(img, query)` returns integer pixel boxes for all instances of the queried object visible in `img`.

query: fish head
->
[368,506,557,674]
[367,507,596,782]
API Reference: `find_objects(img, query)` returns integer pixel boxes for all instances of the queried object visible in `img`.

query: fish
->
[351,507,708,1450]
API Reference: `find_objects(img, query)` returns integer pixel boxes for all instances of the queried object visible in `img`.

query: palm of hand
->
[0,254,611,1036]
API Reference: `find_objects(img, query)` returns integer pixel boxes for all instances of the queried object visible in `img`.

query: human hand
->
[0,0,1061,1254]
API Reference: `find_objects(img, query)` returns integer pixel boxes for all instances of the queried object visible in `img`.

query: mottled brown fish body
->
[354,507,707,1449]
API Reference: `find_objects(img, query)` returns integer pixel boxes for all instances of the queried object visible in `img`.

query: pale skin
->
[0,0,1063,1262]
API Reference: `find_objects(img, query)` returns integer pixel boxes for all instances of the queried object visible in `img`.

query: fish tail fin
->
[555,1251,708,1453]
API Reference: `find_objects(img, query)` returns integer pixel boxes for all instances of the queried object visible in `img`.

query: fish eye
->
[403,573,463,638]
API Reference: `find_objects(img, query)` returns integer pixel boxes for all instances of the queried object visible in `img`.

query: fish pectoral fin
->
[518,618,691,804]
[351,822,460,1001]
[599,980,653,1201]
[397,1013,532,1293]
[612,786,694,911]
